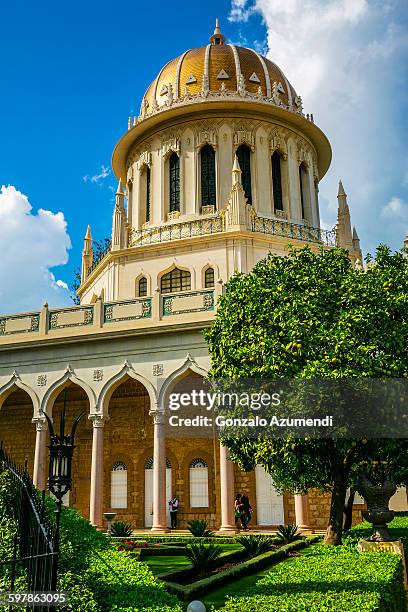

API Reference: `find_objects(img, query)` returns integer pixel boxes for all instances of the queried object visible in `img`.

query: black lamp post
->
[42,389,83,590]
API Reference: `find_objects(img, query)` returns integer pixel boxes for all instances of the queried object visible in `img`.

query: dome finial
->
[210,18,226,45]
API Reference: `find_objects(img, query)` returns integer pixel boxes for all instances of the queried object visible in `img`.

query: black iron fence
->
[0,444,57,610]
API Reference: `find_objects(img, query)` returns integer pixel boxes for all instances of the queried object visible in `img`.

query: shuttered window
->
[189,459,209,508]
[111,462,128,508]
[169,153,180,212]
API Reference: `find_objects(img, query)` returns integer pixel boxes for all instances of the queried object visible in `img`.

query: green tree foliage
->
[204,246,408,545]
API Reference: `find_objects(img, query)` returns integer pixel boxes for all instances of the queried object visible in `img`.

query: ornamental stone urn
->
[359,477,397,542]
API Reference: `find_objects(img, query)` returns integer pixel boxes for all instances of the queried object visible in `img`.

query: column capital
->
[150,409,165,425]
[89,414,107,428]
[32,417,47,432]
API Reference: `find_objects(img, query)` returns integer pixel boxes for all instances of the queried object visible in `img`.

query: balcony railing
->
[129,216,225,247]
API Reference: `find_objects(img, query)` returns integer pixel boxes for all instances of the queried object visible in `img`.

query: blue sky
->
[0,0,407,314]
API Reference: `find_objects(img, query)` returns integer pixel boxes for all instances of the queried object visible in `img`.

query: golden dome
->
[140,21,299,116]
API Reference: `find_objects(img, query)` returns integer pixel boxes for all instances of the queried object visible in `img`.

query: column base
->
[218,525,239,533]
[150,526,171,533]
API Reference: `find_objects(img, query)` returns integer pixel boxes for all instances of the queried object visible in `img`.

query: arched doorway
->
[104,376,151,526]
[0,388,36,473]
[144,456,172,527]
[51,383,91,517]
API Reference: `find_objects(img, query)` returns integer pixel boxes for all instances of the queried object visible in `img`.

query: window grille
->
[138,277,148,297]
[201,145,216,206]
[161,268,191,294]
[204,267,215,288]
[272,151,283,211]
[169,153,180,212]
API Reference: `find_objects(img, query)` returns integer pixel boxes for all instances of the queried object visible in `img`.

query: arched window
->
[189,458,209,507]
[138,277,147,297]
[201,145,216,207]
[111,462,128,509]
[204,267,215,288]
[236,144,252,204]
[145,166,151,223]
[169,152,180,212]
[161,268,191,294]
[299,164,307,220]
[272,151,283,212]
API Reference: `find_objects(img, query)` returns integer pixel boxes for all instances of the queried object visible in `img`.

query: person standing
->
[168,496,179,529]
[234,493,243,530]
[240,492,253,530]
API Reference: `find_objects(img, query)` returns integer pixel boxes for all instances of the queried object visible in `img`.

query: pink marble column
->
[151,412,169,532]
[32,419,47,490]
[89,416,105,527]
[294,494,310,531]
[219,444,237,532]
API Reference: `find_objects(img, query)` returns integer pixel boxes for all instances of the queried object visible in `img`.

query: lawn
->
[143,543,243,576]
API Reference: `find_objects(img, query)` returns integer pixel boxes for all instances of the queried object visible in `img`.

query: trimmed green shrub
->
[236,534,276,558]
[219,519,408,612]
[185,542,222,574]
[275,523,300,544]
[110,521,133,537]
[165,536,320,601]
[187,519,214,537]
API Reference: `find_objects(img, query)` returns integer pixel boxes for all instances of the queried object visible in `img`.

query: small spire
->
[352,226,359,240]
[210,18,226,45]
[85,225,92,240]
[116,178,123,195]
[338,180,346,197]
[232,155,242,184]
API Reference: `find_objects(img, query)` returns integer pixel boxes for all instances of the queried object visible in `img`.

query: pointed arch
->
[158,354,208,409]
[158,262,195,293]
[41,367,96,416]
[97,362,157,417]
[0,373,39,416]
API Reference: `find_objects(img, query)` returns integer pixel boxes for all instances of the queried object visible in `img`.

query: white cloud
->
[229,0,408,254]
[83,164,110,184]
[381,197,408,219]
[0,185,72,315]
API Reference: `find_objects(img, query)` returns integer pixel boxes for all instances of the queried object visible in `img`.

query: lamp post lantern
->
[42,389,84,590]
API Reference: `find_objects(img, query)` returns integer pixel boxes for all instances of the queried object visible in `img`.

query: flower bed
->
[163,536,320,601]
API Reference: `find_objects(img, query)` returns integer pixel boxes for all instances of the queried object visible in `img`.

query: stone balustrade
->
[0,290,216,343]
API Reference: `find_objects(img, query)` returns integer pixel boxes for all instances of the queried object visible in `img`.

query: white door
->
[255,465,284,525]
[144,467,172,527]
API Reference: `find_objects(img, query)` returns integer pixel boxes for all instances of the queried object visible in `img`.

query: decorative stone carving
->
[136,150,152,171]
[217,69,230,80]
[37,374,47,387]
[233,129,255,151]
[166,83,174,106]
[294,95,304,113]
[93,369,104,382]
[270,128,288,160]
[237,74,246,96]
[162,136,181,159]
[297,138,312,166]
[152,364,164,376]
[195,129,217,149]
[186,74,197,85]
[249,72,260,84]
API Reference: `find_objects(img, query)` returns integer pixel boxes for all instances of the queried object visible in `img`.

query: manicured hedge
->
[219,519,408,612]
[164,536,320,601]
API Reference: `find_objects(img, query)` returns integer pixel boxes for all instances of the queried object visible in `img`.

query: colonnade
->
[31,406,310,531]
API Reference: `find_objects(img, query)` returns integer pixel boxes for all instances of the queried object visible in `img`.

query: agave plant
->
[185,542,222,574]
[236,534,275,558]
[110,521,133,537]
[187,519,214,537]
[276,523,300,544]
